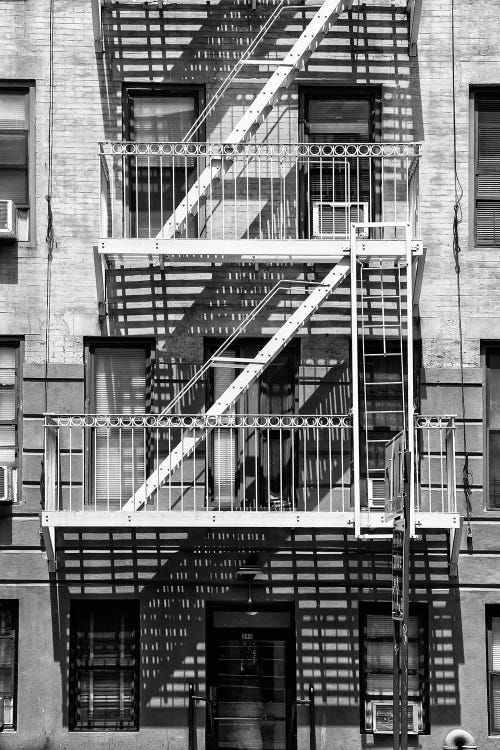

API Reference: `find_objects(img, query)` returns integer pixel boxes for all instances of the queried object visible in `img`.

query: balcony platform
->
[42,510,461,532]
[98,238,423,264]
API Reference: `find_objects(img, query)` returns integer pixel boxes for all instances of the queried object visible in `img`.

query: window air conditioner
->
[0,200,17,240]
[0,465,16,503]
[312,201,369,239]
[366,700,422,734]
[367,477,386,509]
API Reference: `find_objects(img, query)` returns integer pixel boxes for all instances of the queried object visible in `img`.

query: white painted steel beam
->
[123,257,351,511]
[157,0,354,239]
[42,510,461,532]
[98,238,422,262]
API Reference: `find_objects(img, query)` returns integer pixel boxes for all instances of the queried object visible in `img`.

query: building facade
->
[0,0,499,747]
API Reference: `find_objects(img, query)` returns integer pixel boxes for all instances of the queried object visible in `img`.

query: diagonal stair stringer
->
[123,257,351,511]
[157,0,355,240]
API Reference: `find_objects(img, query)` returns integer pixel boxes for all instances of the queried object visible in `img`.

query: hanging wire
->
[451,0,473,538]
[44,0,55,414]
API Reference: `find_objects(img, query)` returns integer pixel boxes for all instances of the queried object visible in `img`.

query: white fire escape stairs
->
[158,0,355,240]
[123,257,351,511]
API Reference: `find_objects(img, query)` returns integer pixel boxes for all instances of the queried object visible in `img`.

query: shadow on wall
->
[95,1,423,144]
[49,529,462,738]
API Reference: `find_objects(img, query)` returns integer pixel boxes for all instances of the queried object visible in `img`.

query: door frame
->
[206,602,296,750]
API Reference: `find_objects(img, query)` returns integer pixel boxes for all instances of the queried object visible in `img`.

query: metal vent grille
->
[0,202,7,230]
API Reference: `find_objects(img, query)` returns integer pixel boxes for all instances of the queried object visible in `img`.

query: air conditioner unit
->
[0,200,17,240]
[367,477,386,509]
[0,465,17,503]
[312,201,369,239]
[366,700,422,734]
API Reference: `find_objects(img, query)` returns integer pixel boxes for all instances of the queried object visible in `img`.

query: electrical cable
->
[451,0,473,538]
[41,0,55,511]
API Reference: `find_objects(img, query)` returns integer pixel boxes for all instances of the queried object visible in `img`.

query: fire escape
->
[42,0,459,571]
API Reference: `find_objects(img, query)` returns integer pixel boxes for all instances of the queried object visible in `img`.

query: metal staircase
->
[359,260,408,508]
[158,0,355,239]
[123,256,351,510]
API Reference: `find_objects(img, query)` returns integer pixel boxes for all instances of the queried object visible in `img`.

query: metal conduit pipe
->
[443,728,477,750]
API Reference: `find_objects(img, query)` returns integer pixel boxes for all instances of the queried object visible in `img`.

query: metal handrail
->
[188,683,214,750]
[292,684,316,750]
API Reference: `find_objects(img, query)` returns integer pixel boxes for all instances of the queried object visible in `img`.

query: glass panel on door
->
[208,611,293,750]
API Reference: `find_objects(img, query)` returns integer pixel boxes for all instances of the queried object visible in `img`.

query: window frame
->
[83,338,154,508]
[0,82,35,242]
[482,344,500,510]
[68,599,140,732]
[204,338,299,510]
[0,339,22,503]
[0,600,18,732]
[298,85,382,239]
[358,602,429,735]
[470,86,500,249]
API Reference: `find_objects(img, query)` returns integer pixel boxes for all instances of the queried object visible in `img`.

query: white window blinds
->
[476,97,500,246]
[0,91,29,206]
[93,348,147,507]
[489,615,500,731]
[0,347,17,467]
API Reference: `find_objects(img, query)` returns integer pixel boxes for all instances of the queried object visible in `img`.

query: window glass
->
[0,602,18,731]
[0,91,29,238]
[475,93,500,247]
[0,347,18,503]
[125,89,198,238]
[486,350,500,507]
[361,606,427,734]
[69,601,139,731]
[90,346,148,508]
[487,609,500,733]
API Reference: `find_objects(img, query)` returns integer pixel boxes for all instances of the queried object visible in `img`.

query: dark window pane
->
[0,170,28,204]
[0,133,27,166]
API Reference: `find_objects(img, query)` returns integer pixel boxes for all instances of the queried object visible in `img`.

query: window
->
[300,87,380,239]
[0,602,18,731]
[206,340,298,510]
[69,601,140,731]
[487,606,500,733]
[86,342,151,508]
[0,345,19,503]
[0,88,32,241]
[360,604,428,734]
[473,90,500,247]
[485,349,500,508]
[124,86,202,237]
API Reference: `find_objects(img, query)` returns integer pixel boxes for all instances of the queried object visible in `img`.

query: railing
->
[99,142,421,243]
[414,416,456,514]
[44,414,352,514]
[44,412,456,518]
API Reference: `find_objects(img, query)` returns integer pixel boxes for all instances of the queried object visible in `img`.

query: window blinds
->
[365,614,420,698]
[0,92,28,205]
[476,97,500,246]
[306,98,371,142]
[93,348,147,507]
[0,347,16,467]
[490,616,500,731]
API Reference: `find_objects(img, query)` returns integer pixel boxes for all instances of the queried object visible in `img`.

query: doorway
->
[207,608,295,750]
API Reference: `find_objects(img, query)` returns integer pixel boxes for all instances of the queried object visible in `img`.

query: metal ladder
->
[123,257,351,510]
[157,0,355,239]
[359,258,408,508]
